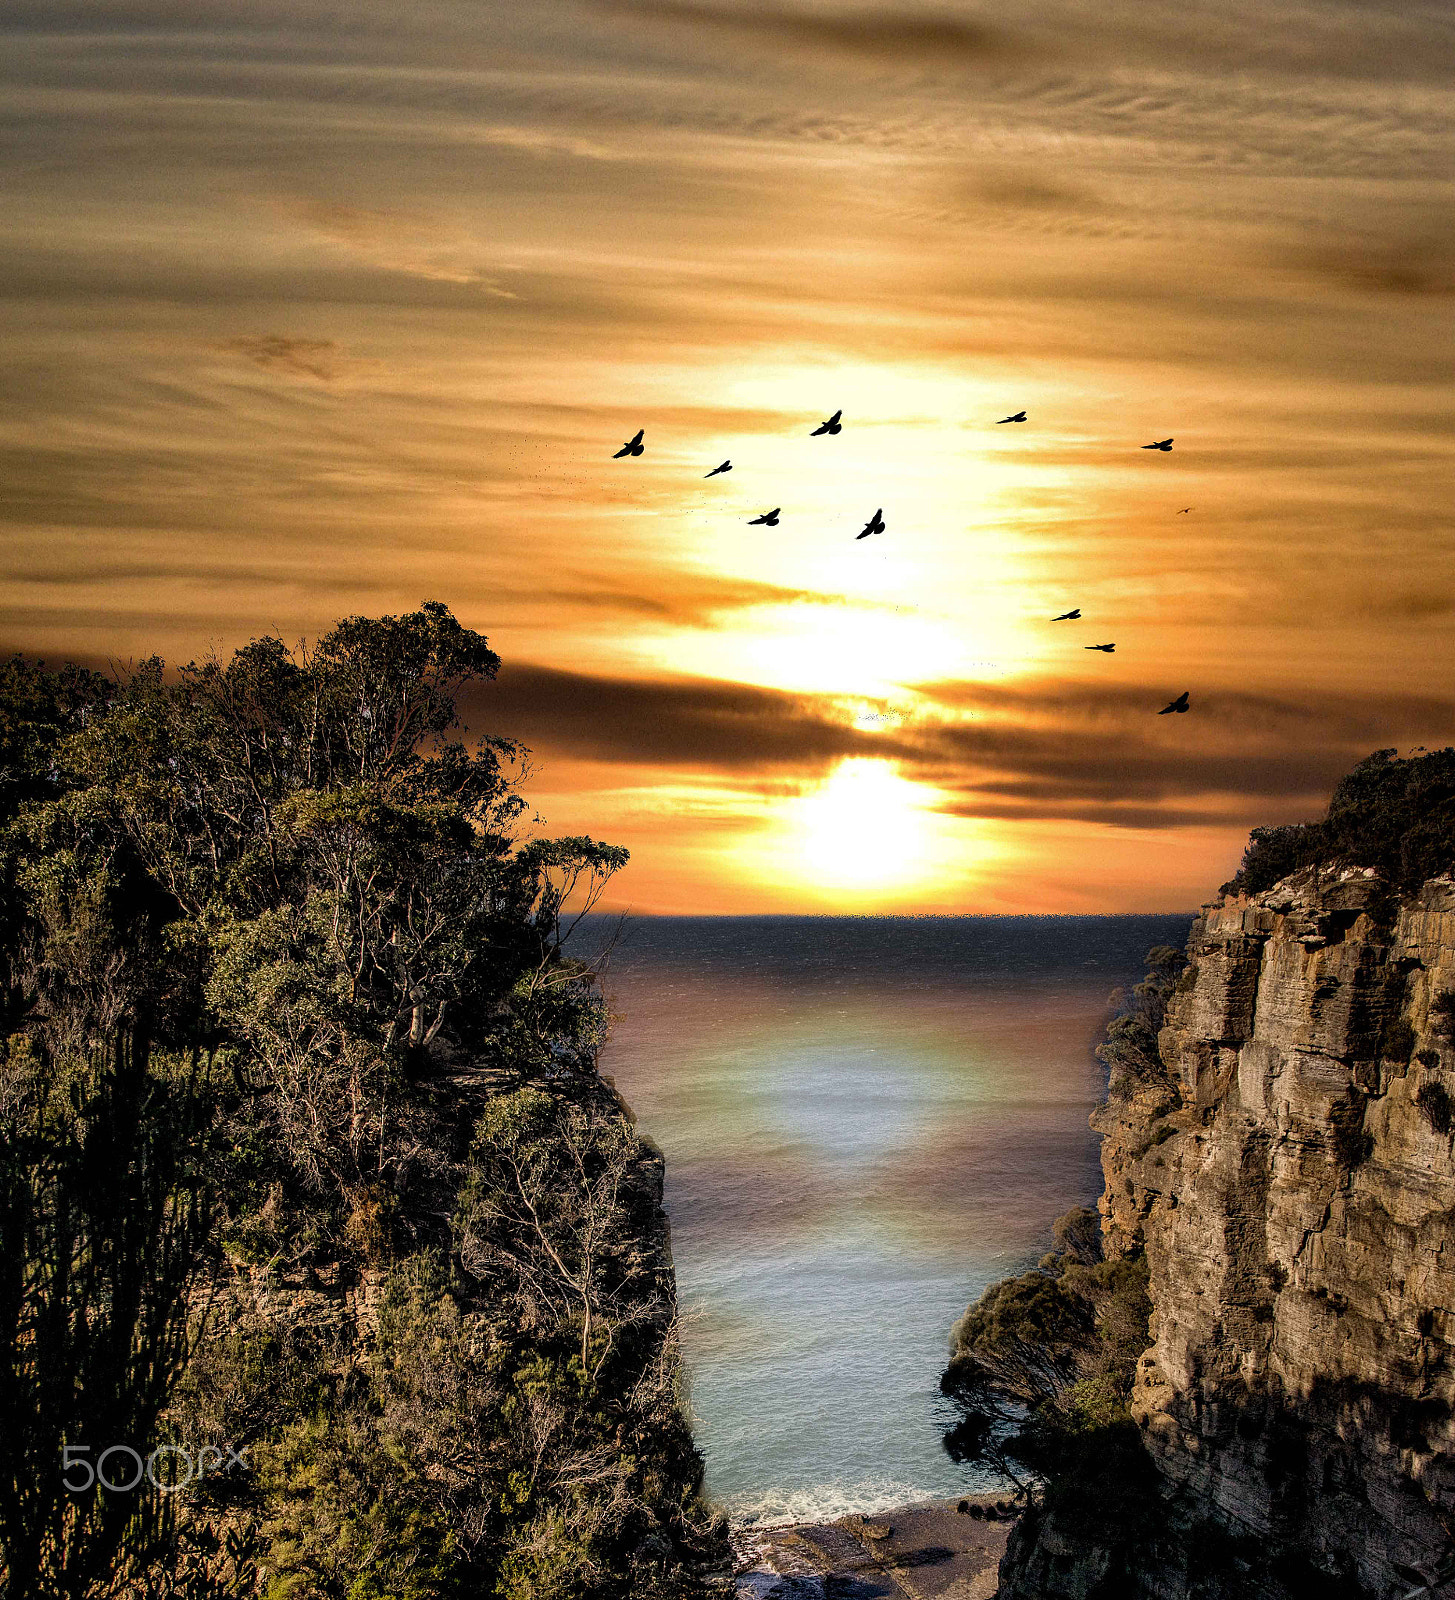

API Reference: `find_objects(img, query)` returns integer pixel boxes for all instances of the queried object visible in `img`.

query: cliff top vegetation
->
[0,605,719,1600]
[1227,746,1455,900]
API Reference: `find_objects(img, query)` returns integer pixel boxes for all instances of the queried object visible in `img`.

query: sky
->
[2,0,1453,914]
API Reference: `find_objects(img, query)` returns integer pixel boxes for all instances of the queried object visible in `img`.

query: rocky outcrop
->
[1004,864,1455,1599]
[169,1061,727,1596]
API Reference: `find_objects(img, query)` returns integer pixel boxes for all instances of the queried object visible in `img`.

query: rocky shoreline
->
[731,1494,1018,1598]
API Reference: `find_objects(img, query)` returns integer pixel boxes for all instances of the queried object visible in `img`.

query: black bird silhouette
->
[811,410,842,436]
[857,508,885,540]
[613,428,644,459]
[1086,643,1115,653]
[1142,438,1174,451]
[749,508,780,525]
[705,460,732,477]
[1158,691,1190,714]
[1052,608,1080,621]
[997,411,1027,423]
[1178,507,1193,513]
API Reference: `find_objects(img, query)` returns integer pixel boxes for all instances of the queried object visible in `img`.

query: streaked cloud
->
[585,2,1030,65]
[0,0,1452,909]
[280,200,519,292]
[473,663,913,770]
[472,662,1454,826]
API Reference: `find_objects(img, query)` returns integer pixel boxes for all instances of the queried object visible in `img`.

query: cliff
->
[1002,864,1455,1599]
[0,615,727,1597]
[167,1059,728,1597]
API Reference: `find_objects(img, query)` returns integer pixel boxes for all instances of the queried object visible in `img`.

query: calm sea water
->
[566,914,1192,1526]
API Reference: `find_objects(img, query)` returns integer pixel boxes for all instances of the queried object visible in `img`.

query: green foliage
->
[1087,1255,1153,1376]
[1228,747,1455,898]
[0,656,111,821]
[1095,944,1188,1090]
[948,1273,1095,1386]
[1054,1374,1128,1435]
[943,954,1176,1500]
[252,1405,461,1600]
[0,659,114,1035]
[1228,825,1307,899]
[0,609,720,1599]
[942,1210,1152,1500]
[1051,1206,1102,1267]
[496,1508,598,1600]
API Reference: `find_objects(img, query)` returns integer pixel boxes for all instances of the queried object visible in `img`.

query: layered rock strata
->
[1006,865,1455,1598]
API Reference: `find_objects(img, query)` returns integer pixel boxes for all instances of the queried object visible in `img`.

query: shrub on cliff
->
[941,946,1180,1499]
[1095,944,1187,1090]
[1052,1206,1103,1267]
[1416,1081,1452,1136]
[1430,990,1455,1045]
[1329,1087,1374,1172]
[1228,747,1455,898]
[940,1215,1152,1497]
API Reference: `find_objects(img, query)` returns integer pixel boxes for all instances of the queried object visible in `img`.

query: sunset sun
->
[793,758,933,890]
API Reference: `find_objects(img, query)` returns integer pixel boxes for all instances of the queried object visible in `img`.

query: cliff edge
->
[1004,862,1455,1599]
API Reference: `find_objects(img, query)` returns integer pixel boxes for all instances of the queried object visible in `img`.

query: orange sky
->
[3,0,1454,912]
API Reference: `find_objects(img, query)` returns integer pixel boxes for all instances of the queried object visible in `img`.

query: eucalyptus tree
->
[0,606,660,1597]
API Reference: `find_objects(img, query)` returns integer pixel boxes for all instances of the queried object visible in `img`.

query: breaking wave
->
[719,1476,950,1529]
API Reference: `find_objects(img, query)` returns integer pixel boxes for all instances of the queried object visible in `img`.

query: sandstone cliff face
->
[1006,865,1455,1599]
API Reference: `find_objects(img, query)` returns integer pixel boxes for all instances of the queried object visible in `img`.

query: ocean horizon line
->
[578,909,1201,921]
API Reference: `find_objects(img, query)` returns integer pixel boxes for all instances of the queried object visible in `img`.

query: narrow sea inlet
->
[573,914,1192,1526]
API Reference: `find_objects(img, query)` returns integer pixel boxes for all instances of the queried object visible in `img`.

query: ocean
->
[566,914,1193,1527]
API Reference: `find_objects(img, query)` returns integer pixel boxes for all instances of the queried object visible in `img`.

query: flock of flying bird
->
[611,409,1192,718]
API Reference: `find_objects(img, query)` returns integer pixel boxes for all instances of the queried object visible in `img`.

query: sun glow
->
[593,354,1066,699]
[789,758,935,891]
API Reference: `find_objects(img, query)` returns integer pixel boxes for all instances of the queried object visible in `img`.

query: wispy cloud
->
[280,200,518,292]
[223,336,339,381]
[585,2,1030,66]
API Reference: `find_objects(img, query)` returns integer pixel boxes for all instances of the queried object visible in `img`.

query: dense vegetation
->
[0,607,721,1598]
[1227,747,1455,899]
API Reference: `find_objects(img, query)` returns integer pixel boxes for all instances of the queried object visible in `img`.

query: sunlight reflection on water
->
[569,914,1190,1525]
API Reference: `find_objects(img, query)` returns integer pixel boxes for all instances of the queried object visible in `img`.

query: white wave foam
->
[719,1476,947,1529]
